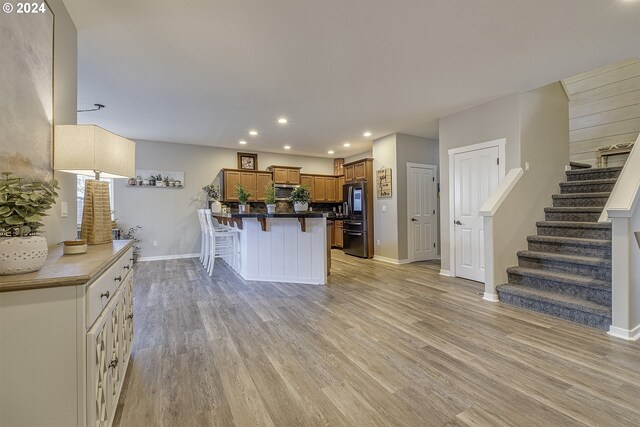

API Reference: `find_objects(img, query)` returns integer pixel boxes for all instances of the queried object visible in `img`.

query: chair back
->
[204,209,215,236]
[196,209,206,232]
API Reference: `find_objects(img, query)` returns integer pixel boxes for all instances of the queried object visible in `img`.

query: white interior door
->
[408,164,437,262]
[453,146,500,282]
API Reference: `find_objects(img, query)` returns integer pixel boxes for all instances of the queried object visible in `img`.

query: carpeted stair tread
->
[565,166,622,181]
[552,192,611,199]
[517,250,611,267]
[506,266,610,290]
[527,235,611,247]
[544,207,604,213]
[535,220,611,229]
[496,284,612,317]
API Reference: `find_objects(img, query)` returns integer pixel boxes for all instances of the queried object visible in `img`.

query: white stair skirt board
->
[139,253,200,262]
[483,292,500,302]
[608,325,640,341]
[373,255,410,265]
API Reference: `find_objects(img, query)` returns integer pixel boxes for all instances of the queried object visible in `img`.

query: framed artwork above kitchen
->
[237,152,258,170]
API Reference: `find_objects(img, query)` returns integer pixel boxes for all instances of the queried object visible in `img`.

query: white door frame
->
[407,163,438,263]
[448,138,506,279]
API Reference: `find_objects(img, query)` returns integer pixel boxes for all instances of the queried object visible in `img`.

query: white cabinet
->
[0,242,134,427]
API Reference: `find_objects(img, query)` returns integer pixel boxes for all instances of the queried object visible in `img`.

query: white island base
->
[228,216,328,285]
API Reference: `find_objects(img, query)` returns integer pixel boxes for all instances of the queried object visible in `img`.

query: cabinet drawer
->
[86,249,133,328]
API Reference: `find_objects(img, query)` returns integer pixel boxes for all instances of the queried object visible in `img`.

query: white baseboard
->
[373,255,410,265]
[483,292,499,302]
[439,269,452,276]
[139,253,199,262]
[608,324,640,341]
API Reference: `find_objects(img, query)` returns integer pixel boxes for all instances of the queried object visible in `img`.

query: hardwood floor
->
[114,251,640,426]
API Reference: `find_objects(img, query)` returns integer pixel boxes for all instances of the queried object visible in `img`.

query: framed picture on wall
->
[237,152,258,170]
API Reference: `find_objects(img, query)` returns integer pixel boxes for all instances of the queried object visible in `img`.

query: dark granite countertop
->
[211,212,324,219]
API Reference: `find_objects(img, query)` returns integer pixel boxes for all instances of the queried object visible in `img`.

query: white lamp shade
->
[54,125,135,178]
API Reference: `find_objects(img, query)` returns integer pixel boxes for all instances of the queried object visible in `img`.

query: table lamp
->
[54,125,135,244]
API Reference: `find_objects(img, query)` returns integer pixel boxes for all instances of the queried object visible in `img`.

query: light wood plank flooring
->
[114,251,640,426]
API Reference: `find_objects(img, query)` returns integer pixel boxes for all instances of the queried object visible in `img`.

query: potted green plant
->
[135,175,143,186]
[119,225,143,263]
[155,174,163,187]
[148,175,156,186]
[263,180,277,214]
[162,176,170,187]
[235,184,251,213]
[202,184,221,212]
[0,172,59,275]
[289,185,311,212]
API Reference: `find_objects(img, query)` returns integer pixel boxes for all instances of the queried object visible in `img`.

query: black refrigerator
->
[342,181,368,258]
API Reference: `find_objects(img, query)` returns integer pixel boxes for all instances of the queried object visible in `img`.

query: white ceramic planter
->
[293,202,308,212]
[238,204,249,213]
[266,204,276,214]
[0,236,48,275]
[210,200,222,213]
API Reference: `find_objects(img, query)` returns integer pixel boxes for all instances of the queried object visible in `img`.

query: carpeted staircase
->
[496,166,622,330]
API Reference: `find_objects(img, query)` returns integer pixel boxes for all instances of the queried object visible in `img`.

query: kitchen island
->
[212,212,328,285]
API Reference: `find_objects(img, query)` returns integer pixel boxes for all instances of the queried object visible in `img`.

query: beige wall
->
[438,93,522,274]
[565,58,640,166]
[395,133,439,260]
[486,83,569,293]
[372,134,398,260]
[114,139,333,258]
[371,133,439,262]
[0,0,77,244]
[344,150,373,164]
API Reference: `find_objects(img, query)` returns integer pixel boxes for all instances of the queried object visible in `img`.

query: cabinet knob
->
[114,275,122,282]
[129,257,134,262]
[100,291,110,299]
[123,265,130,270]
[126,313,134,320]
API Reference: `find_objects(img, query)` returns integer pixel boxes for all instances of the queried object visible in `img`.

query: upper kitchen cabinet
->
[267,166,301,185]
[300,174,314,199]
[219,169,273,201]
[335,175,345,202]
[343,158,373,183]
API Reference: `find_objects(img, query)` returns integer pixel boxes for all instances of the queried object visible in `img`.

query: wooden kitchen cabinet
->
[336,176,345,202]
[223,170,241,201]
[268,166,301,185]
[343,158,373,183]
[325,177,336,201]
[300,174,314,199]
[313,176,326,201]
[221,169,273,202]
[255,172,272,201]
[334,220,343,248]
[240,172,257,201]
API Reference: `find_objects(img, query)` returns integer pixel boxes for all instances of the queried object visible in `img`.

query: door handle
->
[454,220,462,225]
[411,218,418,222]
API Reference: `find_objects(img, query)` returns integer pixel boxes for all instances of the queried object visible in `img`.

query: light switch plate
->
[382,205,387,212]
[61,201,68,218]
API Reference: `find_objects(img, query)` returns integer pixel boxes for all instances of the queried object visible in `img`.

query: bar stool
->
[204,211,239,275]
[196,209,208,265]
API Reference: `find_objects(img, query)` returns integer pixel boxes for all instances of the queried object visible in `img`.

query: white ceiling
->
[64,0,640,158]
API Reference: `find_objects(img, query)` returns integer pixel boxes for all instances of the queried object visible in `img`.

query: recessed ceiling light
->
[343,143,351,147]
[239,140,247,145]
[363,131,372,137]
[249,130,258,136]
[328,150,334,154]
[283,145,291,150]
[278,118,288,124]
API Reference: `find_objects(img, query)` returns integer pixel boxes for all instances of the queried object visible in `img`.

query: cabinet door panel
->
[313,177,326,201]
[301,176,314,200]
[288,169,300,185]
[240,172,257,201]
[325,177,336,201]
[344,165,354,182]
[224,171,240,201]
[273,168,288,184]
[87,304,112,427]
[337,176,345,202]
[256,172,272,201]
[354,162,366,180]
[335,221,343,248]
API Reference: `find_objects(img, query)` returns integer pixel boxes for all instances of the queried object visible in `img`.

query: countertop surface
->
[212,212,325,218]
[0,240,133,292]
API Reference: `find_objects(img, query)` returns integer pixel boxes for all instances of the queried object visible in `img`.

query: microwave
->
[274,184,298,200]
